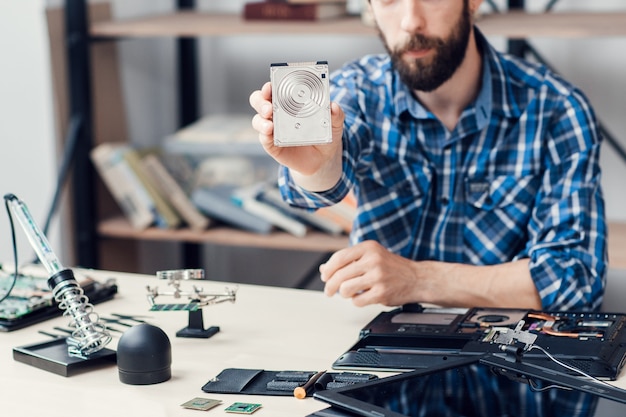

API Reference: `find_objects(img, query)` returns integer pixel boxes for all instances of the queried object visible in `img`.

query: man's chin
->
[400,54,436,72]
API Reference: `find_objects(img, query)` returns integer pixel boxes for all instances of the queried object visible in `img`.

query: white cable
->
[527,344,616,389]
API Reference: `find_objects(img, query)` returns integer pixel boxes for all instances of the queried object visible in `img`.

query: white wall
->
[0,0,60,268]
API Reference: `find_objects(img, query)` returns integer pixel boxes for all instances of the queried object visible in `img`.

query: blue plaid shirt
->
[279,30,607,312]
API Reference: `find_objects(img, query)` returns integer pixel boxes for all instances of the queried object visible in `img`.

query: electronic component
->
[0,270,54,321]
[180,397,222,411]
[149,303,200,312]
[465,308,528,327]
[225,402,262,414]
[270,61,332,147]
[481,320,538,350]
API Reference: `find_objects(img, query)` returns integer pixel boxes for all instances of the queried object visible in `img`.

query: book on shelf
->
[255,184,345,236]
[122,147,182,229]
[90,143,158,230]
[141,153,212,231]
[162,113,265,157]
[243,1,348,21]
[191,185,274,235]
[157,152,201,194]
[232,184,309,238]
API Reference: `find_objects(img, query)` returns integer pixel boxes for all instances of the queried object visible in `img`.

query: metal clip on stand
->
[147,269,237,339]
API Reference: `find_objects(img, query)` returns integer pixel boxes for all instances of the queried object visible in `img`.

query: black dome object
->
[117,323,172,385]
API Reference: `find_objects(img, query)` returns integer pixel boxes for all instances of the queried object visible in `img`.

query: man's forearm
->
[418,258,542,310]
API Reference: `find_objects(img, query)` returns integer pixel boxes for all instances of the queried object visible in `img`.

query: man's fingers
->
[249,82,273,116]
[252,114,273,136]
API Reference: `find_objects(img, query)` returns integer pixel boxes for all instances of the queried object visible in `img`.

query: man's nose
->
[400,0,427,34]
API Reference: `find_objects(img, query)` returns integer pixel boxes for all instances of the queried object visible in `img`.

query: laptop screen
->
[313,356,626,417]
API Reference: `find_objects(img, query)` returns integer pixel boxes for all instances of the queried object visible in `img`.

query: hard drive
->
[270,61,332,147]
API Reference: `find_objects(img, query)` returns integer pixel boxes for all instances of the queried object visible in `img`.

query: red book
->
[243,1,348,21]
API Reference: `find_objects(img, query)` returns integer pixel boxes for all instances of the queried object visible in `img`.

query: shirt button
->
[441,197,450,206]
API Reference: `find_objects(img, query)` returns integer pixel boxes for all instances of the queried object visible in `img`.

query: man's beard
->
[381,4,472,93]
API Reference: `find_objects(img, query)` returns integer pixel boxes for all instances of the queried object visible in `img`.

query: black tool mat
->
[202,368,377,397]
[0,270,118,332]
[333,303,626,379]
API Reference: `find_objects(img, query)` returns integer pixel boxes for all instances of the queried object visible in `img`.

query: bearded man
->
[250,1,606,414]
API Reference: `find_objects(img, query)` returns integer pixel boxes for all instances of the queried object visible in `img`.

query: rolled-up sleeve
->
[526,91,607,311]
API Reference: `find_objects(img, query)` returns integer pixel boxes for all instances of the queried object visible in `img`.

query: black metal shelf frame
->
[63,0,201,269]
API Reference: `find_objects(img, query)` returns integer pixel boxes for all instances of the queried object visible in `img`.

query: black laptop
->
[312,355,626,417]
[332,304,626,380]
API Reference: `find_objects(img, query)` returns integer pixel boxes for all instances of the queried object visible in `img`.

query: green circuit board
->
[0,268,54,320]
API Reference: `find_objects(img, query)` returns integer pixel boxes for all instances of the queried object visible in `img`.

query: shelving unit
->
[61,1,626,272]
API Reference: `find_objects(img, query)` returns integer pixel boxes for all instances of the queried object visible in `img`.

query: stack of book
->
[243,0,348,21]
[230,181,353,237]
[90,143,211,231]
[91,114,357,237]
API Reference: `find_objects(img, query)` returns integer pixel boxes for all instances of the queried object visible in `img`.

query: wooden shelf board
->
[89,11,626,39]
[100,217,626,267]
[97,216,349,252]
[90,13,374,38]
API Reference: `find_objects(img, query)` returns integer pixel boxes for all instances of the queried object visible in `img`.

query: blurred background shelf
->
[89,11,626,39]
[97,217,626,269]
[97,216,349,252]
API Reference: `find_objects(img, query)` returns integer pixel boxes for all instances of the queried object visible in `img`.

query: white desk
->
[2,268,626,417]
[0,268,384,417]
